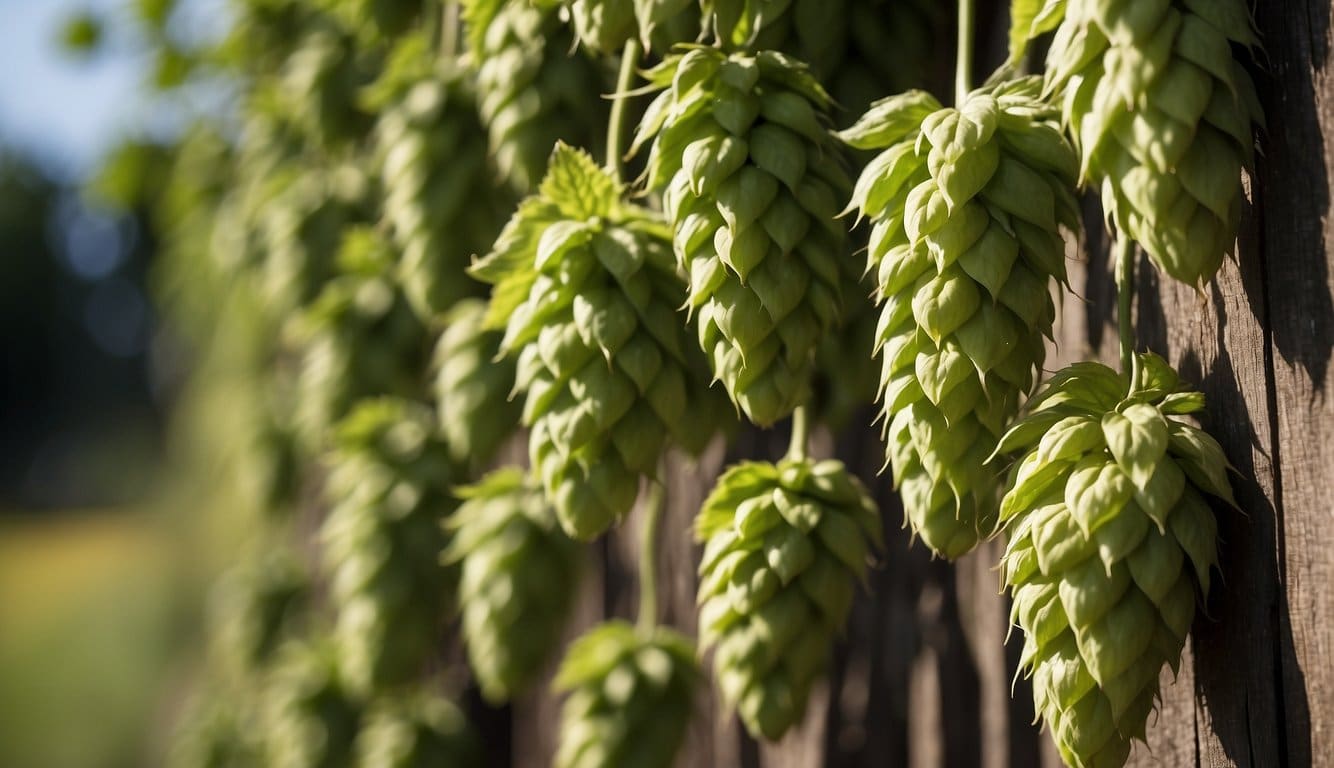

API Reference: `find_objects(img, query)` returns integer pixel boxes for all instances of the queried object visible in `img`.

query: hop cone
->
[554,621,698,768]
[466,0,608,192]
[634,47,851,426]
[258,162,372,314]
[213,551,310,673]
[168,697,259,768]
[263,642,363,768]
[353,692,481,768]
[567,0,636,53]
[431,299,522,469]
[373,40,512,320]
[696,457,881,738]
[444,468,581,702]
[839,79,1080,559]
[322,398,457,693]
[1046,0,1263,288]
[471,144,723,539]
[277,23,374,149]
[295,229,430,446]
[998,353,1230,767]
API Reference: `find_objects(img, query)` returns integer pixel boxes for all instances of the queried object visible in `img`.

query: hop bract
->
[353,692,481,768]
[431,299,522,470]
[1046,0,1263,288]
[635,47,851,426]
[696,458,881,739]
[322,399,457,694]
[444,468,581,703]
[997,354,1230,768]
[840,78,1080,559]
[554,622,698,768]
[472,144,723,540]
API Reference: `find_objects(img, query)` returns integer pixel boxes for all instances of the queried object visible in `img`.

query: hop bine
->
[634,47,852,426]
[322,399,458,694]
[554,622,698,768]
[354,692,481,767]
[444,468,581,703]
[471,144,725,540]
[1044,0,1263,288]
[997,353,1230,768]
[840,78,1080,559]
[696,458,881,739]
[431,299,522,470]
[372,39,513,321]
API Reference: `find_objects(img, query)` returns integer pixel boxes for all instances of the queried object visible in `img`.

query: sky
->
[0,0,154,180]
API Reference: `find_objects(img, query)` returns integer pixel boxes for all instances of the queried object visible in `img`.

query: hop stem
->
[607,37,643,183]
[438,0,460,60]
[1115,235,1137,374]
[637,477,665,632]
[955,0,975,105]
[787,405,811,462]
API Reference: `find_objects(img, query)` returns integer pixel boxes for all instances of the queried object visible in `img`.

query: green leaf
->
[540,143,621,220]
[1007,0,1067,67]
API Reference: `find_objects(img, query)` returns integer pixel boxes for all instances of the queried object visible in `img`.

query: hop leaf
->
[842,77,1080,559]
[999,353,1228,768]
[322,398,459,694]
[1045,0,1263,288]
[695,457,881,739]
[473,144,725,540]
[445,468,582,702]
[553,622,698,768]
[636,47,852,426]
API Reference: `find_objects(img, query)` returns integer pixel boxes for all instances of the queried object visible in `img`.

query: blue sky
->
[0,0,153,179]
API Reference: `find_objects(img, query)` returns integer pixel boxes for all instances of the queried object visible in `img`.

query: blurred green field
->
[0,512,187,768]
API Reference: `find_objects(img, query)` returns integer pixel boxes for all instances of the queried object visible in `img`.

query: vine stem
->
[1115,235,1137,373]
[607,36,644,183]
[439,0,460,61]
[787,405,811,462]
[956,0,975,105]
[637,478,665,632]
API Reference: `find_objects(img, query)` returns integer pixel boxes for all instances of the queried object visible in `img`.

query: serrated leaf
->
[540,143,621,220]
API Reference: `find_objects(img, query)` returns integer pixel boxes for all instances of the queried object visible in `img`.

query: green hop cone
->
[444,468,582,703]
[1045,0,1263,288]
[696,457,882,739]
[466,0,608,192]
[372,38,513,321]
[263,641,363,768]
[997,353,1231,768]
[353,692,481,768]
[554,621,698,768]
[277,22,374,149]
[566,0,636,53]
[168,696,260,768]
[322,398,458,694]
[431,299,522,469]
[839,78,1081,559]
[295,228,431,447]
[471,144,724,540]
[634,47,851,426]
[213,551,310,674]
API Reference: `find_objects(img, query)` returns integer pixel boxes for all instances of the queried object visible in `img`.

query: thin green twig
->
[956,0,975,105]
[637,478,665,632]
[1115,235,1137,374]
[787,405,811,462]
[607,36,644,182]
